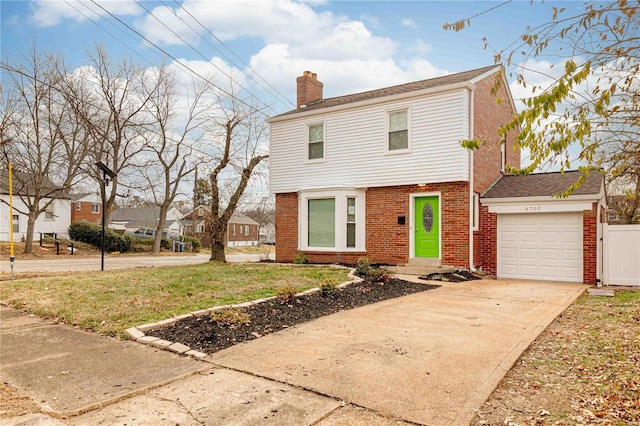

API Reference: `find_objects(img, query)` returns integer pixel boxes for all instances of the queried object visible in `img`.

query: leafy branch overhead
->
[449,1,640,199]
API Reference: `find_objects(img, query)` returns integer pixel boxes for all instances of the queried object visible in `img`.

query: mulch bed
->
[148,278,440,355]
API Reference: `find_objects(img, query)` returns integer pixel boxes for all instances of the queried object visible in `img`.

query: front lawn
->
[0,263,350,337]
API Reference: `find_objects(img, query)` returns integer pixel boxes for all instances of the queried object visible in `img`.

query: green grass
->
[0,263,350,337]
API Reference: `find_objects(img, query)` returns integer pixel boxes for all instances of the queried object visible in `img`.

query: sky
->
[1,0,574,117]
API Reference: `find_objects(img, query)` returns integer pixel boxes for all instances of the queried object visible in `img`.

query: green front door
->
[415,196,439,258]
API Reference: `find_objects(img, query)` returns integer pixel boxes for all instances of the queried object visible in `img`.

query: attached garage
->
[481,171,606,284]
[498,212,583,282]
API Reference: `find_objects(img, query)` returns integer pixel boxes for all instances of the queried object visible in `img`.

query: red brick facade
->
[583,203,598,284]
[71,201,101,224]
[275,182,471,266]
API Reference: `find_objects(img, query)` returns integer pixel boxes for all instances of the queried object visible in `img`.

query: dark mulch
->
[148,278,440,355]
[419,269,482,282]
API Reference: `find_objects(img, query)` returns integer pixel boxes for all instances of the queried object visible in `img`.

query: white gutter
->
[468,87,475,271]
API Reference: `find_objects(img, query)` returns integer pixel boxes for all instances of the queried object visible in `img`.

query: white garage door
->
[498,212,583,282]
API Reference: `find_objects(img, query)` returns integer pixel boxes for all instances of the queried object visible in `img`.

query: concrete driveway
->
[207,278,586,425]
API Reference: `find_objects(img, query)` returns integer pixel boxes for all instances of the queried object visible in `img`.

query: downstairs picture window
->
[299,190,365,251]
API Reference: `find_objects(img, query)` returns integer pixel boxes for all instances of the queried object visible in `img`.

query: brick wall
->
[476,205,497,275]
[472,72,520,194]
[275,193,299,262]
[227,223,259,244]
[71,201,101,224]
[275,182,471,267]
[583,203,598,285]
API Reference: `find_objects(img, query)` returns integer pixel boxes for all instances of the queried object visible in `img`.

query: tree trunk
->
[153,203,170,254]
[209,222,227,262]
[23,212,37,254]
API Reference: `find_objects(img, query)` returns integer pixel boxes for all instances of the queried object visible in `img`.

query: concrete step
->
[390,260,456,276]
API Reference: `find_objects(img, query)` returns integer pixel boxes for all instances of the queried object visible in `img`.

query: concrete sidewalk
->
[0,278,586,425]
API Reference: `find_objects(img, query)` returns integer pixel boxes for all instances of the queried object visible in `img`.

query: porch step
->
[390,258,455,276]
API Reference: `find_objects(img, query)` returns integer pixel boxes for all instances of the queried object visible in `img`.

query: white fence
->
[603,224,640,286]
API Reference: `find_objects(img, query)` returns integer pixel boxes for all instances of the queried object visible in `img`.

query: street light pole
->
[96,162,116,272]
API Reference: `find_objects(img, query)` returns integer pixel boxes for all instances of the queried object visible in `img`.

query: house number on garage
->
[524,206,542,212]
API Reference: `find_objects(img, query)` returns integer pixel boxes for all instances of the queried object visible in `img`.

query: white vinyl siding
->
[0,196,71,241]
[270,88,470,193]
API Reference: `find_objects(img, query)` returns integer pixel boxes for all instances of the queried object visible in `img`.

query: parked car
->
[124,228,179,241]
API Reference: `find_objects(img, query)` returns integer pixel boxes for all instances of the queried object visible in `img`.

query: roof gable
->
[482,171,604,199]
[271,65,501,119]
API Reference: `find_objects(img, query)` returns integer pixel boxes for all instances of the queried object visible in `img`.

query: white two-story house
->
[268,66,604,284]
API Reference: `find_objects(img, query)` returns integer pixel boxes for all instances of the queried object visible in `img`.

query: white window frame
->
[298,189,366,251]
[91,203,100,214]
[472,192,480,231]
[12,214,19,233]
[44,203,55,221]
[500,139,506,172]
[386,107,411,154]
[606,210,619,222]
[306,122,326,162]
[245,225,249,236]
[232,224,236,236]
[76,202,81,211]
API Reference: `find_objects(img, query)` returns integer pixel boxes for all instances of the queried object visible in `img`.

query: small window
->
[196,223,205,233]
[388,109,408,151]
[44,204,54,220]
[245,225,249,236]
[308,123,324,160]
[91,203,100,214]
[76,202,81,211]
[232,224,236,236]
[12,214,19,233]
[472,193,479,231]
[346,197,356,248]
[606,210,619,222]
[500,140,506,172]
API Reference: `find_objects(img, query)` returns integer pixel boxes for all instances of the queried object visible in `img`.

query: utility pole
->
[96,161,116,271]
[1,139,14,280]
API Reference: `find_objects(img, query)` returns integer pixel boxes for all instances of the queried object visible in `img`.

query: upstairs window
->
[388,109,409,151]
[500,139,506,172]
[308,123,324,160]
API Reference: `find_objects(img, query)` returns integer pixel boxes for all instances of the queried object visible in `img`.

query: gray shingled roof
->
[483,171,604,199]
[272,64,501,118]
[0,169,67,198]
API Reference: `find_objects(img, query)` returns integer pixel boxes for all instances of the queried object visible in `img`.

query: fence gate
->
[603,224,640,286]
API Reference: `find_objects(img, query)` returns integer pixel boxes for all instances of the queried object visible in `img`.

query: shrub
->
[181,236,201,252]
[276,285,298,304]
[211,308,251,327]
[365,267,392,284]
[320,280,337,298]
[355,257,371,277]
[293,251,309,264]
[69,222,132,253]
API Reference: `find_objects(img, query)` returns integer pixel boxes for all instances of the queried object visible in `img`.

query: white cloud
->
[404,39,432,57]
[401,18,418,29]
[29,0,142,28]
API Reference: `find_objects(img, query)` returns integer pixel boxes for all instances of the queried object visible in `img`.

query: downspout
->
[468,87,475,271]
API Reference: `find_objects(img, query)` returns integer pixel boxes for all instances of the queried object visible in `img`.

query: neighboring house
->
[260,223,276,244]
[0,169,71,241]
[268,66,604,284]
[70,192,102,224]
[180,205,260,248]
[109,206,183,235]
[606,195,640,224]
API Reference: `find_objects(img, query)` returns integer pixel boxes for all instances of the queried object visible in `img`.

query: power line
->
[134,0,278,114]
[88,0,273,120]
[166,0,295,109]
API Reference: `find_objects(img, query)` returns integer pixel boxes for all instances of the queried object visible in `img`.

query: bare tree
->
[203,93,268,262]
[0,47,91,253]
[135,65,212,253]
[73,46,162,224]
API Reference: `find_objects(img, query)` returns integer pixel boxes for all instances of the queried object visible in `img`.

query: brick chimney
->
[296,71,323,108]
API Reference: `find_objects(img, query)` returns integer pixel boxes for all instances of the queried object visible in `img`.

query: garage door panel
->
[498,213,583,283]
